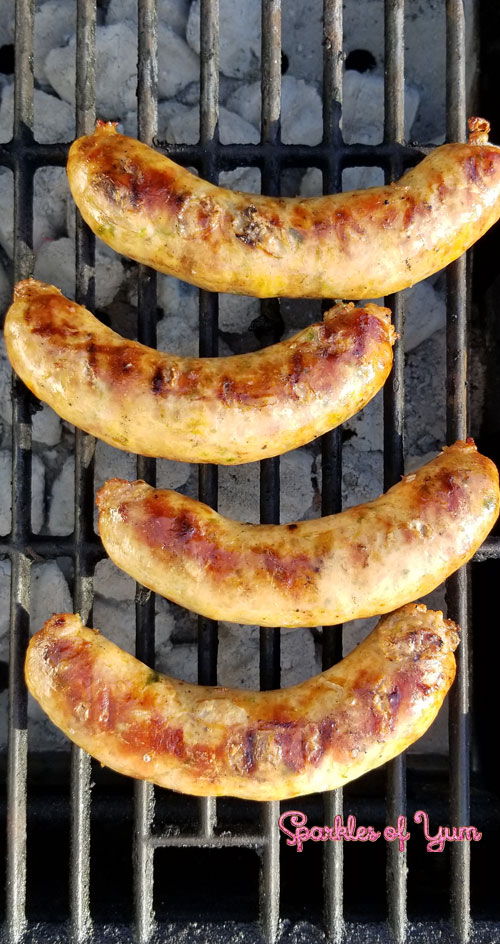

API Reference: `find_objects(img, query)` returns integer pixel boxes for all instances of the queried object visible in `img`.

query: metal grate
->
[1,0,500,941]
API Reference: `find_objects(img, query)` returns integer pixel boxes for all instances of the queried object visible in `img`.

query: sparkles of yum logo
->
[278,810,482,853]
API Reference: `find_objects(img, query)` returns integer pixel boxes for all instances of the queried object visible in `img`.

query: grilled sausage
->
[4,279,395,465]
[25,605,458,801]
[96,440,499,628]
[67,117,500,299]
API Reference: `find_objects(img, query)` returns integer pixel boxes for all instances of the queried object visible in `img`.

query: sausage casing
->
[3,279,395,465]
[25,605,458,801]
[96,440,499,628]
[67,117,500,299]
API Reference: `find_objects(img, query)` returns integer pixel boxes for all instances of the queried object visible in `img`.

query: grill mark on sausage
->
[20,287,392,421]
[289,350,305,382]
[311,207,365,245]
[123,716,185,756]
[138,494,239,579]
[151,365,174,395]
[28,604,459,795]
[419,467,469,516]
[465,155,480,185]
[351,542,369,568]
[88,137,194,216]
[260,547,321,593]
[120,491,322,596]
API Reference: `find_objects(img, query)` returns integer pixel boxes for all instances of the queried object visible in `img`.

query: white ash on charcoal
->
[45,22,199,119]
[344,390,383,455]
[0,166,69,257]
[33,167,70,248]
[31,404,62,448]
[94,557,136,604]
[155,275,234,358]
[0,84,74,144]
[106,0,190,38]
[342,69,419,145]
[92,440,193,526]
[34,0,76,86]
[0,337,13,429]
[187,0,261,80]
[34,237,125,309]
[45,24,137,115]
[121,99,190,139]
[47,454,74,536]
[156,276,200,357]
[0,261,10,316]
[92,593,175,658]
[166,104,259,145]
[156,24,200,99]
[30,560,72,634]
[276,0,473,141]
[0,77,12,142]
[218,449,317,525]
[1,326,62,448]
[219,166,261,196]
[405,326,446,459]
[300,165,385,196]
[401,279,447,352]
[199,622,319,689]
[0,558,10,651]
[93,442,137,495]
[0,5,13,48]
[0,450,45,535]
[156,641,197,682]
[227,75,323,145]
[157,459,192,492]
[91,597,137,655]
[341,444,384,508]
[343,0,475,143]
[217,293,261,335]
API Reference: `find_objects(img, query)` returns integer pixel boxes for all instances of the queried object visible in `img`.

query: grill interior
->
[2,0,500,942]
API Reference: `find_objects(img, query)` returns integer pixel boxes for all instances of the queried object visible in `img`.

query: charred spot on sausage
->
[151,365,173,394]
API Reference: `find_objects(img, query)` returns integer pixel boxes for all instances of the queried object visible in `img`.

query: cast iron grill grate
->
[1,0,500,942]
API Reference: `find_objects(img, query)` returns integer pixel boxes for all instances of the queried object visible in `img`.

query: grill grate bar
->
[0,139,434,170]
[383,2,407,942]
[149,834,265,850]
[197,0,220,848]
[6,0,35,939]
[445,3,470,940]
[321,1,344,940]
[133,2,159,942]
[70,1,97,940]
[259,3,282,942]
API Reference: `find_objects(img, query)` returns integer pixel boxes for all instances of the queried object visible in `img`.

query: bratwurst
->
[25,605,458,801]
[96,440,499,628]
[67,117,500,299]
[4,279,395,465]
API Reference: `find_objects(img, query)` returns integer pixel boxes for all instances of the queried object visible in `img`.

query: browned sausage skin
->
[25,605,458,801]
[96,440,499,629]
[4,279,395,465]
[67,117,500,299]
